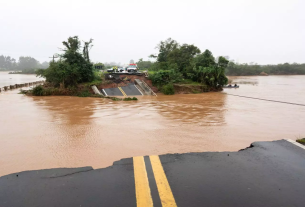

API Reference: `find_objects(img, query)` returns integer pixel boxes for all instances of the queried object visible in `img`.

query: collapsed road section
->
[102,84,143,97]
[0,139,305,207]
[100,74,157,97]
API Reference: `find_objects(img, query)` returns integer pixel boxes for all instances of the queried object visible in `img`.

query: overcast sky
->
[0,0,304,65]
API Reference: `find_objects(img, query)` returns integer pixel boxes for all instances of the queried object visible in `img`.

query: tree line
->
[225,62,305,76]
[0,55,49,71]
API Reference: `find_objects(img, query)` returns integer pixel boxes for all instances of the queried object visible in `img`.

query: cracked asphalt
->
[0,139,304,207]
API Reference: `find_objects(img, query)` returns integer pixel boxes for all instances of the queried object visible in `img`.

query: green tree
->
[192,49,216,68]
[94,62,104,70]
[136,59,154,70]
[167,44,201,75]
[192,56,229,89]
[151,38,179,63]
[37,36,94,88]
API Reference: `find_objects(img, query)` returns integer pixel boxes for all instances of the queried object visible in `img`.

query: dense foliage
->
[136,59,154,70]
[149,38,229,91]
[37,36,94,88]
[150,70,183,86]
[226,62,305,76]
[162,84,175,95]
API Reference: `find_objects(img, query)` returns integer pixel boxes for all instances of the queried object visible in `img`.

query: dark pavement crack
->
[46,169,93,179]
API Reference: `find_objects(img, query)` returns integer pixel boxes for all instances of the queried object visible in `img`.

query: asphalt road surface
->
[0,139,304,207]
[121,85,142,96]
[102,87,123,96]
[102,84,142,96]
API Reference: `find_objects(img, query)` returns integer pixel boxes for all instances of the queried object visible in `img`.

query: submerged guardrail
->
[0,80,45,93]
[134,79,157,96]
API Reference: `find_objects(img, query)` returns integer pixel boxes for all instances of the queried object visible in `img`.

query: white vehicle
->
[126,65,138,73]
[118,67,126,73]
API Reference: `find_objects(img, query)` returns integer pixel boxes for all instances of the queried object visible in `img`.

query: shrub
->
[123,97,138,101]
[149,70,183,86]
[77,89,91,97]
[162,84,175,95]
[106,97,122,101]
[296,138,305,145]
[32,85,44,96]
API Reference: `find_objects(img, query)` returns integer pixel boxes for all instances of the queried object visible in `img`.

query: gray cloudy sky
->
[1,0,304,64]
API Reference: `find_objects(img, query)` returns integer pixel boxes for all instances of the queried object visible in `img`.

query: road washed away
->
[1,139,305,207]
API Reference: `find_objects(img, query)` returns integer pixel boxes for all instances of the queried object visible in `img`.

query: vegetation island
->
[23,36,230,97]
[1,36,304,97]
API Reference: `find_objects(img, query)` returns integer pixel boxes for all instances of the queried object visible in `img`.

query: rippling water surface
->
[0,72,304,176]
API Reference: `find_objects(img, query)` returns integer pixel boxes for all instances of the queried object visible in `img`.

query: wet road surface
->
[121,84,143,96]
[102,84,142,96]
[1,139,304,207]
[102,87,123,96]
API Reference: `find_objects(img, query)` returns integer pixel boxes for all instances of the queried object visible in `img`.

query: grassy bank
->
[296,138,305,146]
[22,85,138,101]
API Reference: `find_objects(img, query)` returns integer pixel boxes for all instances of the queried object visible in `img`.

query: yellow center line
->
[118,87,127,97]
[150,155,177,207]
[133,156,153,207]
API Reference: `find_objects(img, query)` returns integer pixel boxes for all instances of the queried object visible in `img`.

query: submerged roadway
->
[0,139,305,207]
[102,84,143,96]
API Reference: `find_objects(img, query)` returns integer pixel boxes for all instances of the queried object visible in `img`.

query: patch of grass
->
[179,79,202,85]
[123,97,138,101]
[148,71,156,76]
[84,80,103,87]
[105,97,122,101]
[296,138,305,145]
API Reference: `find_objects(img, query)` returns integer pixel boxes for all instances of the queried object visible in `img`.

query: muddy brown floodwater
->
[0,72,305,176]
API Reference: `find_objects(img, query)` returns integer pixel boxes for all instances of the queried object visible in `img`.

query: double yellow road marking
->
[133,157,153,207]
[118,87,127,97]
[133,155,177,207]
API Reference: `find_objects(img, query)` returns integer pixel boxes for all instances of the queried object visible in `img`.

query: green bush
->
[106,97,122,101]
[67,86,78,95]
[77,89,91,97]
[162,84,175,95]
[149,70,183,86]
[123,97,138,101]
[32,85,44,96]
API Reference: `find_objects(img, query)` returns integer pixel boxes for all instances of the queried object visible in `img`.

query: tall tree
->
[83,39,93,62]
[38,36,94,88]
[151,38,179,63]
[167,44,201,74]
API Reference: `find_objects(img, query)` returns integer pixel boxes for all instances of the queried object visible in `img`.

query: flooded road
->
[0,72,305,176]
[0,71,44,88]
